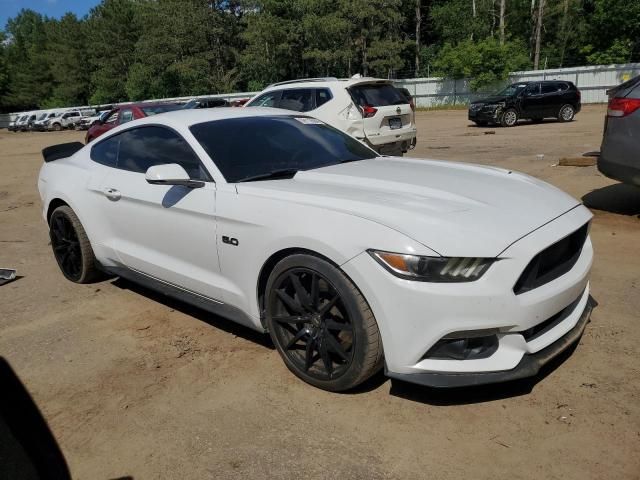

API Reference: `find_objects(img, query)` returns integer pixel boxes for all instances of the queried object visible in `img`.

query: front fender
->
[215,187,433,319]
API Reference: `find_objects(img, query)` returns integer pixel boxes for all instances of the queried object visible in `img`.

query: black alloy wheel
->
[51,213,82,281]
[270,268,354,379]
[49,206,101,283]
[266,254,383,391]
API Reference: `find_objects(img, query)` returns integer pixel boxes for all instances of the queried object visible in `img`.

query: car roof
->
[261,77,394,91]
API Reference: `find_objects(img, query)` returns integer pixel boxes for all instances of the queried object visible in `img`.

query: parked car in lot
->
[39,108,594,392]
[85,102,183,143]
[245,77,417,155]
[183,97,230,109]
[469,80,581,127]
[20,113,38,131]
[7,114,23,132]
[77,111,109,131]
[598,74,640,187]
[47,110,89,131]
[32,111,62,131]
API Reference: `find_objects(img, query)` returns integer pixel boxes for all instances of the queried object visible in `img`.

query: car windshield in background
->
[190,116,377,183]
[498,84,528,96]
[141,104,183,116]
[350,84,407,107]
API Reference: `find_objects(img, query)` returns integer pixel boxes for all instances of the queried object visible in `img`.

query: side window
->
[105,110,119,124]
[315,88,332,108]
[120,109,134,124]
[117,126,210,181]
[541,83,558,94]
[525,83,540,95]
[278,89,315,112]
[248,91,281,107]
[90,134,119,168]
[70,112,80,117]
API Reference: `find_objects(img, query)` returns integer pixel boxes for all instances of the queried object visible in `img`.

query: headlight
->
[369,250,494,282]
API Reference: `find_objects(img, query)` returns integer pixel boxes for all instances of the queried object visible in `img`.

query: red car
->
[85,102,183,143]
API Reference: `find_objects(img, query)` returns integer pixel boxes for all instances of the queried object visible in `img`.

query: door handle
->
[103,187,121,201]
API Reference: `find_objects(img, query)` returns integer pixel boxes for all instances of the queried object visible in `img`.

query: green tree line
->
[0,0,638,112]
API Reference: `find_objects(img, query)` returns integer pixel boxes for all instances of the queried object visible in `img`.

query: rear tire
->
[265,254,383,391]
[558,104,575,122]
[52,123,62,132]
[500,108,518,127]
[49,206,102,283]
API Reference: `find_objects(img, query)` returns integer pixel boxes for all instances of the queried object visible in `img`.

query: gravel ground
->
[1,105,639,480]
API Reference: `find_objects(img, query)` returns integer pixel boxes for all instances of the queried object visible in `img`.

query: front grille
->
[513,223,589,295]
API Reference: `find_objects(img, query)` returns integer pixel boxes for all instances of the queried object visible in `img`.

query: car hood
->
[236,158,581,257]
[472,95,509,105]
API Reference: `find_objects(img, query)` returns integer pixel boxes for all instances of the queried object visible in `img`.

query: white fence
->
[394,63,640,108]
[2,63,639,128]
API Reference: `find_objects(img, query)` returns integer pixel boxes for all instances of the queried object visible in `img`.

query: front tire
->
[558,104,575,122]
[49,206,101,283]
[500,108,518,127]
[265,254,383,391]
[52,123,62,131]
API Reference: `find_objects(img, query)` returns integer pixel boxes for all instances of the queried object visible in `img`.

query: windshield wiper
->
[237,168,299,183]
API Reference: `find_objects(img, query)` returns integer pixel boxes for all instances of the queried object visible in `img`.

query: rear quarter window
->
[90,135,119,168]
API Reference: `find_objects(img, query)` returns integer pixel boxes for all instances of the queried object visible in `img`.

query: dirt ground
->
[1,105,639,480]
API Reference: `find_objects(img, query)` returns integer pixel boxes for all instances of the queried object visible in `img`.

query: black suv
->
[469,81,581,127]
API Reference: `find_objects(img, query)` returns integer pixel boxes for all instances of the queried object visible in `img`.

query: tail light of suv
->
[361,105,378,118]
[607,97,640,117]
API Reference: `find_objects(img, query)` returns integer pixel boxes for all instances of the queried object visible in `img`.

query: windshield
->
[141,104,182,116]
[190,116,377,183]
[37,113,47,120]
[497,84,528,96]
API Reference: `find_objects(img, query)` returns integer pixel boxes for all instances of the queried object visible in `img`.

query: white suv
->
[245,77,417,155]
[47,110,84,131]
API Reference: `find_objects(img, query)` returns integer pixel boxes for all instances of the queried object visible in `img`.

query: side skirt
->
[106,266,265,333]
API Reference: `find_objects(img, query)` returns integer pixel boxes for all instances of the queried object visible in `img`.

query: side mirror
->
[145,164,204,188]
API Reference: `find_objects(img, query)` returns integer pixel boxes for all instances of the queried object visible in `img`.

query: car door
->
[520,82,543,117]
[540,82,562,117]
[90,125,223,300]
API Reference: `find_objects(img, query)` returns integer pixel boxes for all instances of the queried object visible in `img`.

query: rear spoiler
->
[42,142,84,163]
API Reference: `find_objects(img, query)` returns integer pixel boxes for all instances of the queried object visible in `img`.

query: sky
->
[1,0,101,30]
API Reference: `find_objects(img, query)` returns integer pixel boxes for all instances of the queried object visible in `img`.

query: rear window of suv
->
[350,84,407,107]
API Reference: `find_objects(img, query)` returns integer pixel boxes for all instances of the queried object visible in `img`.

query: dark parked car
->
[598,74,640,187]
[85,102,182,143]
[469,80,581,127]
[183,97,230,109]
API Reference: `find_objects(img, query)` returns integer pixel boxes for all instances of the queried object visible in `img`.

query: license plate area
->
[388,117,402,130]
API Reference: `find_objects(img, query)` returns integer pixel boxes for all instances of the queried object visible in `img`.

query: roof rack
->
[268,77,339,88]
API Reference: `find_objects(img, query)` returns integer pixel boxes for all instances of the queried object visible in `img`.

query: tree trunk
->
[533,0,545,69]
[558,0,569,67]
[499,0,506,45]
[362,36,368,77]
[471,0,476,40]
[415,0,421,76]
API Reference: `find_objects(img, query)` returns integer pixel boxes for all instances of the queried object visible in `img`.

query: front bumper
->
[386,294,594,387]
[468,107,501,123]
[342,204,593,386]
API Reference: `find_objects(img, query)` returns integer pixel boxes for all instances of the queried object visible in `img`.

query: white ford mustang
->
[38,108,594,391]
